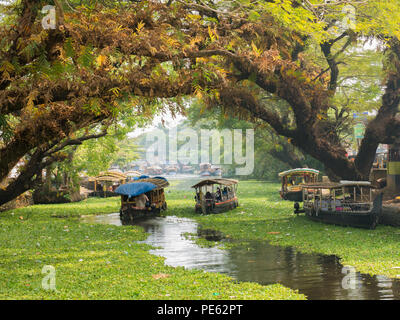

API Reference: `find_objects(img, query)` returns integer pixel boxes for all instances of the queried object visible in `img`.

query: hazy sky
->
[127,112,186,138]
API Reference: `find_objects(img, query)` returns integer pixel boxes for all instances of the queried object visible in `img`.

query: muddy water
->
[81,213,400,300]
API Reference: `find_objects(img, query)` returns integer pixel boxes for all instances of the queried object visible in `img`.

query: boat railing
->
[304,198,373,213]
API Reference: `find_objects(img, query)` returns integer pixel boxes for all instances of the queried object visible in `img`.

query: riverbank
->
[3,179,400,299]
[0,197,304,299]
[168,180,400,279]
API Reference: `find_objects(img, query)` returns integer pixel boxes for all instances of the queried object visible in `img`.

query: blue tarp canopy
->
[115,182,157,197]
[153,176,168,181]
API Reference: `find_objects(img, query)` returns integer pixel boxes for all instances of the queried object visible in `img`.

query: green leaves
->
[248,10,260,22]
[64,38,75,58]
[0,114,13,142]
[78,45,95,69]
[19,40,40,61]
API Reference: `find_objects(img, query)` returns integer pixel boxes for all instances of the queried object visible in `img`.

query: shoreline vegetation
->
[1,179,400,299]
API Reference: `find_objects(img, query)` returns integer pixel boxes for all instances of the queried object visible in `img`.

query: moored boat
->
[278,168,320,202]
[299,181,382,229]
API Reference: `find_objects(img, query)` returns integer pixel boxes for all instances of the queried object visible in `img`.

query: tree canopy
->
[0,0,399,205]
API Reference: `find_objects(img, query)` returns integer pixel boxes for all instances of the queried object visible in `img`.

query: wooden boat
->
[199,163,212,176]
[89,171,127,197]
[278,168,320,202]
[125,170,141,182]
[182,165,194,174]
[146,166,163,175]
[166,165,179,175]
[115,177,169,222]
[192,178,238,214]
[298,181,382,229]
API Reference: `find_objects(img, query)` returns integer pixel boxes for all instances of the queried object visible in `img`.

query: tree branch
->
[43,130,108,157]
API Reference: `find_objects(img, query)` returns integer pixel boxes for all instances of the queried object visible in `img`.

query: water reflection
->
[225,242,399,300]
[81,213,400,300]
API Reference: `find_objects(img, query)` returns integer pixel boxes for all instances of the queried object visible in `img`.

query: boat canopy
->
[153,176,168,181]
[94,171,127,182]
[191,178,238,188]
[125,171,141,177]
[115,177,169,197]
[278,168,320,177]
[139,177,169,188]
[115,182,157,197]
[303,181,374,189]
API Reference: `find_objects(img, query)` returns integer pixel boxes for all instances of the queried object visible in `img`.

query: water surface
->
[81,213,400,300]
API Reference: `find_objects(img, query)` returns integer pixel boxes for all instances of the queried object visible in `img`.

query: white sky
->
[127,112,186,138]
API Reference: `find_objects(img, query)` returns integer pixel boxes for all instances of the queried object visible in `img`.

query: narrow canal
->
[81,213,400,300]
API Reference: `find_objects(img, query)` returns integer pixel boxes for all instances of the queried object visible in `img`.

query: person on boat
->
[216,188,222,201]
[135,193,149,209]
[198,191,203,202]
[222,187,228,200]
[227,187,233,198]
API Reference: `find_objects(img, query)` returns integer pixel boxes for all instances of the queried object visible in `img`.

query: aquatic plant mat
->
[0,196,303,299]
[168,180,400,279]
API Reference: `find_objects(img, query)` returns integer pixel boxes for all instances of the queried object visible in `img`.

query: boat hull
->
[304,193,382,230]
[281,190,303,202]
[195,197,238,214]
[119,206,163,223]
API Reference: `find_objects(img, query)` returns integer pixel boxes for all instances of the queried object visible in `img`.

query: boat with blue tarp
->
[115,177,169,222]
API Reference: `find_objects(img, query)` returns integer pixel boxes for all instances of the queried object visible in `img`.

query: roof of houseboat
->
[191,178,238,188]
[278,168,320,177]
[114,177,169,197]
[303,181,374,189]
[92,171,127,182]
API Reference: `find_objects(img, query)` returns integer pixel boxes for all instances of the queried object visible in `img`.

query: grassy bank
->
[168,180,400,278]
[4,178,400,300]
[0,196,304,299]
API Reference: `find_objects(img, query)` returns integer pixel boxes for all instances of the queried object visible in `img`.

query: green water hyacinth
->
[0,195,304,300]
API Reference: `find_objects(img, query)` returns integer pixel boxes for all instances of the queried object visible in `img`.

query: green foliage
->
[185,98,324,180]
[0,196,304,300]
[73,134,120,176]
[0,114,12,143]
[111,138,140,169]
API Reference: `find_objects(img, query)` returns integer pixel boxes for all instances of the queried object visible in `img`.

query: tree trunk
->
[291,131,359,181]
[0,151,44,206]
[45,166,52,190]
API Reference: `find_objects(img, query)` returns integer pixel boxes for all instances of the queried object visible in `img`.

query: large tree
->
[186,0,400,181]
[0,0,217,205]
[185,97,323,177]
[1,0,400,205]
